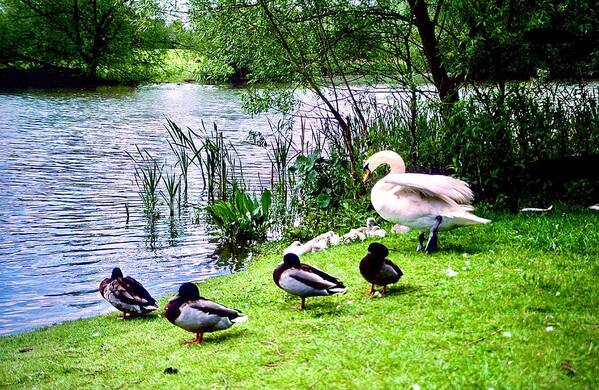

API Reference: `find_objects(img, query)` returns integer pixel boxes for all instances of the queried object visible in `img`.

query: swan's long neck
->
[387,156,405,174]
[368,151,406,175]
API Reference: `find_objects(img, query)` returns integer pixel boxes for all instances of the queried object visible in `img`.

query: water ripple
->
[0,84,276,335]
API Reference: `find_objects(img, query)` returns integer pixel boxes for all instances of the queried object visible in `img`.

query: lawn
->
[0,207,597,388]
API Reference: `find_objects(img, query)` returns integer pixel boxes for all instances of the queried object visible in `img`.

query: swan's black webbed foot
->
[416,232,425,252]
[425,216,443,254]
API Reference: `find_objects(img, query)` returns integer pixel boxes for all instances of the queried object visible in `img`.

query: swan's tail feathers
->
[463,214,491,225]
[232,314,248,323]
[447,210,491,226]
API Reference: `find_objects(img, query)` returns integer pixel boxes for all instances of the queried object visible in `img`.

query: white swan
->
[363,151,490,253]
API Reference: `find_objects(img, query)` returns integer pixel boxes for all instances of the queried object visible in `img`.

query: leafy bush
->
[205,187,272,245]
[360,83,599,208]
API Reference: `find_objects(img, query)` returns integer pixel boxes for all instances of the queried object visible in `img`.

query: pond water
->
[0,83,279,335]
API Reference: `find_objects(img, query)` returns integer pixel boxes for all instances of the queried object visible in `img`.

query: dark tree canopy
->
[0,0,174,83]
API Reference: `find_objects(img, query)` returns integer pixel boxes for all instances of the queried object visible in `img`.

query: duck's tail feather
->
[327,285,348,295]
[232,314,248,323]
[143,304,159,312]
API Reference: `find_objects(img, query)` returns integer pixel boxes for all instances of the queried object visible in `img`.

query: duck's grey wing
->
[289,268,338,290]
[189,299,244,320]
[121,276,156,306]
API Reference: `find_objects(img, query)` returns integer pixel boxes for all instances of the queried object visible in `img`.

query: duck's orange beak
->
[362,168,371,182]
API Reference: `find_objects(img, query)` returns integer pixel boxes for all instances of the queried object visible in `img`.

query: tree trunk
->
[410,0,459,105]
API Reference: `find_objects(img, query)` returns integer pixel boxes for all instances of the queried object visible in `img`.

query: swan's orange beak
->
[362,168,371,182]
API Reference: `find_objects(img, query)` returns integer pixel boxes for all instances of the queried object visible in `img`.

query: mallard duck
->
[273,253,347,309]
[165,282,248,344]
[363,151,490,253]
[359,243,403,296]
[99,267,158,318]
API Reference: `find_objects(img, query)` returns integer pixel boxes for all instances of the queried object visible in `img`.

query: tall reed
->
[126,146,164,220]
[166,118,246,203]
[165,118,192,203]
[161,170,181,217]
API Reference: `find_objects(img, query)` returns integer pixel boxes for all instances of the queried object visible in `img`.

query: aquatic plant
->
[165,118,246,203]
[165,118,192,202]
[265,120,297,231]
[126,146,164,220]
[160,170,181,217]
[205,187,272,245]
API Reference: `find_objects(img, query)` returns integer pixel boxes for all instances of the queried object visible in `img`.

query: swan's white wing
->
[384,173,474,205]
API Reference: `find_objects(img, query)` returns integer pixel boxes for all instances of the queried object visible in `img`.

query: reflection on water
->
[0,83,277,335]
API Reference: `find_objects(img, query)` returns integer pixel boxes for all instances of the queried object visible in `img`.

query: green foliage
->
[290,148,355,210]
[205,187,272,245]
[0,0,173,82]
[444,0,599,80]
[241,88,297,115]
[359,83,599,208]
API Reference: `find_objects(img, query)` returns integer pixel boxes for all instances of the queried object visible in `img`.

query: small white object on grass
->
[589,204,599,211]
[412,384,421,390]
[545,326,554,332]
[372,291,382,298]
[365,217,387,238]
[283,241,309,256]
[502,331,512,338]
[555,291,561,297]
[446,268,458,277]
[327,232,341,246]
[342,228,366,243]
[520,205,553,212]
[391,224,411,234]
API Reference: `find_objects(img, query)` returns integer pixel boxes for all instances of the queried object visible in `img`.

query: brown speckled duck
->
[359,243,403,296]
[99,267,158,318]
[273,253,347,309]
[165,282,248,344]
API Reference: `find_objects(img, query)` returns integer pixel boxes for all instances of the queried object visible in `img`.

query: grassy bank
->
[1,208,597,388]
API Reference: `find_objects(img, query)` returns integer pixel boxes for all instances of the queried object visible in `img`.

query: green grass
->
[1,207,598,388]
[150,49,203,83]
[152,49,232,83]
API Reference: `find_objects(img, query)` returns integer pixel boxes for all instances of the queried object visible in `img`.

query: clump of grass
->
[0,209,597,388]
[266,120,296,232]
[165,118,193,203]
[165,118,245,203]
[127,146,164,220]
[160,170,181,217]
